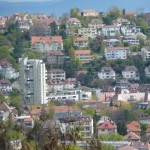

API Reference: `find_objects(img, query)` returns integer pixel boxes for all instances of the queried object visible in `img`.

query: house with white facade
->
[78,27,97,38]
[66,18,81,28]
[78,9,99,17]
[47,78,78,92]
[145,66,150,78]
[18,20,30,31]
[31,36,63,52]
[123,36,139,45]
[100,25,120,37]
[141,46,150,61]
[121,24,141,36]
[0,16,8,33]
[98,66,116,80]
[16,115,34,128]
[97,120,117,135]
[74,37,88,47]
[88,19,104,29]
[103,39,120,47]
[47,90,92,101]
[0,79,12,92]
[104,47,130,60]
[55,111,93,139]
[0,58,19,79]
[122,66,140,80]
[48,69,66,81]
[66,18,81,35]
[113,18,130,27]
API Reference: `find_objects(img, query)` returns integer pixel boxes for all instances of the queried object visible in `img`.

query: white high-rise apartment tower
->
[19,56,47,106]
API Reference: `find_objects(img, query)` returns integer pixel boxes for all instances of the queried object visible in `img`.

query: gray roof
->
[101,66,114,72]
[143,46,150,51]
[90,19,103,24]
[124,66,138,72]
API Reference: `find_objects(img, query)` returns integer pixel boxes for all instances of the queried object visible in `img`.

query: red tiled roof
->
[74,37,88,42]
[24,117,32,122]
[97,120,117,129]
[30,106,79,116]
[0,58,12,68]
[31,36,63,44]
[126,121,141,132]
[74,50,91,55]
[30,107,41,115]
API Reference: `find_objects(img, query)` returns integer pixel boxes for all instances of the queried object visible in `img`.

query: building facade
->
[74,50,92,64]
[31,36,63,52]
[122,66,140,80]
[19,56,47,106]
[98,67,116,80]
[48,69,66,81]
[141,46,150,61]
[105,47,130,60]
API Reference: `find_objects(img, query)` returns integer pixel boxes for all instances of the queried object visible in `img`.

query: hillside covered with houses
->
[1,6,150,150]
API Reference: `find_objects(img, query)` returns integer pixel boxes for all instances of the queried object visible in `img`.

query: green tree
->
[89,39,101,53]
[117,121,127,136]
[0,93,8,103]
[102,143,115,150]
[83,107,95,116]
[6,130,25,141]
[63,36,74,54]
[140,123,147,137]
[70,8,80,18]
[108,6,122,19]
[102,16,112,25]
[50,22,58,36]
[59,29,67,39]
[64,144,83,150]
[99,133,123,141]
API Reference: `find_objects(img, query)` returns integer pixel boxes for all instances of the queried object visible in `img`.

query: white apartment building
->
[19,56,47,106]
[78,27,97,38]
[105,47,130,60]
[47,78,78,92]
[47,90,92,101]
[98,67,116,80]
[100,25,120,37]
[123,36,139,45]
[122,66,140,80]
[121,24,141,36]
[48,69,66,81]
[31,36,63,52]
[141,46,150,61]
[145,66,150,78]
